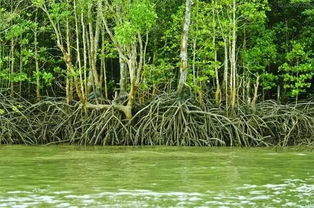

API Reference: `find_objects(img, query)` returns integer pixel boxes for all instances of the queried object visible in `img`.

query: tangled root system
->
[1,92,313,147]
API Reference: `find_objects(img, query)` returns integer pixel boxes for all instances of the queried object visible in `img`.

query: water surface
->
[0,146,313,207]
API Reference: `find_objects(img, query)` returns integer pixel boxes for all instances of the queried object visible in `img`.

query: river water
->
[0,146,313,207]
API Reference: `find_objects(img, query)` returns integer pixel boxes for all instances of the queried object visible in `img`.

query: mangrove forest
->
[1,0,314,146]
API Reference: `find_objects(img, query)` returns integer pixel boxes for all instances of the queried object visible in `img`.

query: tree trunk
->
[81,11,88,97]
[251,75,260,106]
[100,29,108,99]
[74,0,86,104]
[119,51,127,96]
[223,38,229,109]
[34,11,40,102]
[9,38,15,96]
[177,0,192,94]
[212,19,221,105]
[230,0,237,109]
[65,4,73,104]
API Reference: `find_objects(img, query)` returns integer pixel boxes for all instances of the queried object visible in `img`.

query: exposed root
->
[69,106,131,145]
[0,92,313,146]
[133,94,271,146]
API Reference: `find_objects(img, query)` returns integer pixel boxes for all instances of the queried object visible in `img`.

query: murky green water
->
[0,146,313,207]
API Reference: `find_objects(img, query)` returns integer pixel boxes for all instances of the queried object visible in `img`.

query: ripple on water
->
[0,147,314,208]
[1,182,314,208]
[296,153,307,156]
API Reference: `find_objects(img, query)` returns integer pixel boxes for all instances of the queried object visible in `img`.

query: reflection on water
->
[0,146,313,207]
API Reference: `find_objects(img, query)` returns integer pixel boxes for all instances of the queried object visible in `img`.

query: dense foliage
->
[0,0,314,146]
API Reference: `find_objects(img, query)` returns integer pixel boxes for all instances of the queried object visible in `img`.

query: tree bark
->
[74,0,86,103]
[230,0,237,109]
[34,10,40,102]
[177,0,192,94]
